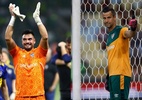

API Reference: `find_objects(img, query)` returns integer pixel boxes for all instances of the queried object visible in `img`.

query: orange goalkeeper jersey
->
[9,45,47,97]
[106,26,131,77]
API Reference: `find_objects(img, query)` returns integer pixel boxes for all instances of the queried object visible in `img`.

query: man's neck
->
[108,24,116,32]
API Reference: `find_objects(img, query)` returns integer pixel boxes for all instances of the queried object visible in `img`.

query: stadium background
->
[0,0,71,100]
[1,0,142,100]
[0,0,71,48]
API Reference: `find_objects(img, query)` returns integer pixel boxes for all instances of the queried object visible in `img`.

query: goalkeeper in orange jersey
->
[102,6,137,100]
[5,2,48,100]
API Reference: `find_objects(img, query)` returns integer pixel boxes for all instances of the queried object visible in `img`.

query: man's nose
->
[105,18,109,23]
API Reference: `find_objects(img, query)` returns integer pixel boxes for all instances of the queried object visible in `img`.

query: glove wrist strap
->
[8,16,16,26]
[34,17,42,25]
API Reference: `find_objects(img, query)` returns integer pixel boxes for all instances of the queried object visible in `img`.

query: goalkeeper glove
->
[33,2,42,25]
[129,15,137,31]
[8,3,16,26]
[12,6,26,22]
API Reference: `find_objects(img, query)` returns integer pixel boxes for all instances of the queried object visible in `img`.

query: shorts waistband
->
[17,95,44,98]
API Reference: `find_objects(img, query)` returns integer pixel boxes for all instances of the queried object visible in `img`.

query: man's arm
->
[58,42,72,68]
[55,59,66,65]
[124,16,137,38]
[58,42,67,56]
[9,68,16,100]
[33,2,48,50]
[1,79,9,100]
[51,42,72,67]
[58,42,72,63]
[49,72,59,92]
[12,78,16,93]
[124,29,137,38]
[9,79,16,100]
[55,58,71,68]
[5,3,17,50]
[51,54,66,65]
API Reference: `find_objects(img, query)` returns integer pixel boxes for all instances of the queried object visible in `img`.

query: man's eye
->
[28,38,32,40]
[22,38,32,41]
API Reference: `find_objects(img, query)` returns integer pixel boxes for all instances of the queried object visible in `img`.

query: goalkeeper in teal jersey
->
[0,46,9,100]
[102,6,137,100]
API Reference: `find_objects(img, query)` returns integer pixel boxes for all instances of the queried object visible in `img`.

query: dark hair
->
[66,36,71,43]
[56,37,71,58]
[102,6,116,16]
[0,45,2,54]
[22,29,35,36]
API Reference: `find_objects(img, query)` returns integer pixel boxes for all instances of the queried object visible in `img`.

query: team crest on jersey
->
[7,69,12,74]
[111,33,115,39]
[30,53,34,57]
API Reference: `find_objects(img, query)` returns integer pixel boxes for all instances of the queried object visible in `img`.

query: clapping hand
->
[33,2,42,25]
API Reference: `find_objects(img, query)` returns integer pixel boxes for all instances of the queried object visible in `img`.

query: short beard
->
[24,47,32,51]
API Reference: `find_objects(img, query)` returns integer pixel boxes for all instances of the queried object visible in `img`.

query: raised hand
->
[9,3,16,16]
[129,15,137,31]
[33,2,42,25]
[58,42,66,47]
[33,2,41,18]
[12,6,26,22]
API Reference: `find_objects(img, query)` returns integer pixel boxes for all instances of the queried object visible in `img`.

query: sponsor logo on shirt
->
[107,45,115,51]
[111,33,115,39]
[30,53,34,57]
[19,63,38,69]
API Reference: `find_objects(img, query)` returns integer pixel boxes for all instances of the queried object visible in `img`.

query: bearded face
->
[22,34,36,51]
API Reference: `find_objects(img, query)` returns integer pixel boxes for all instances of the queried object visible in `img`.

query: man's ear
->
[34,39,36,44]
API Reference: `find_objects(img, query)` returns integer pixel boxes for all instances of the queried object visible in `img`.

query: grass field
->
[54,83,60,100]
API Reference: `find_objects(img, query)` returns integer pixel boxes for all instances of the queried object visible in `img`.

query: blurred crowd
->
[0,0,71,48]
